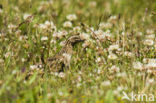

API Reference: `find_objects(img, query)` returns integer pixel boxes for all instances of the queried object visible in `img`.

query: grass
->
[0,0,156,103]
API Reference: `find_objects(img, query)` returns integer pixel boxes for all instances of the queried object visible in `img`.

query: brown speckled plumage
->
[47,35,84,72]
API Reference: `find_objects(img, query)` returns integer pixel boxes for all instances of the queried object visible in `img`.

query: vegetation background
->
[0,0,156,103]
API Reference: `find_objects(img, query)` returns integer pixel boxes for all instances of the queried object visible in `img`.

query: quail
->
[47,35,84,72]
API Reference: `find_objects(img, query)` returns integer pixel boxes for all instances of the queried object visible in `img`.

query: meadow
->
[0,0,156,103]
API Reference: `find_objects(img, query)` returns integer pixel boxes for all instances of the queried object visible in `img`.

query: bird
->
[47,35,84,72]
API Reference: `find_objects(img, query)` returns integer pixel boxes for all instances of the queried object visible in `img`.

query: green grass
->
[0,0,156,103]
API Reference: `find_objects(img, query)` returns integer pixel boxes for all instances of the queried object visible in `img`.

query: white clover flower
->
[50,39,56,44]
[44,21,54,28]
[108,44,119,51]
[63,21,72,28]
[60,40,66,46]
[73,26,81,32]
[0,9,3,14]
[58,91,63,96]
[4,52,12,58]
[145,34,155,40]
[117,86,123,92]
[95,30,104,36]
[41,36,48,41]
[0,59,4,63]
[95,57,101,63]
[101,80,111,86]
[154,44,156,49]
[109,65,120,73]
[30,65,38,70]
[108,53,118,60]
[89,1,97,7]
[123,51,134,57]
[8,24,17,29]
[146,29,154,35]
[133,62,144,70]
[76,83,82,87]
[116,72,127,77]
[47,93,52,98]
[58,72,66,78]
[23,13,31,20]
[39,24,47,30]
[108,15,117,23]
[53,30,68,39]
[137,32,143,36]
[144,39,154,46]
[66,14,77,21]
[80,33,90,40]
[146,78,154,86]
[144,62,156,69]
[77,76,82,82]
[12,70,17,74]
[99,22,112,29]
[21,58,26,62]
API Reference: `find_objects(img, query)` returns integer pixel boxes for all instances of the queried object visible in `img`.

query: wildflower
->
[133,62,144,70]
[5,52,12,58]
[58,72,66,78]
[123,51,134,57]
[60,40,66,46]
[144,59,156,69]
[50,39,56,44]
[116,72,127,77]
[0,59,4,63]
[12,70,17,74]
[77,76,82,82]
[47,93,52,98]
[66,14,77,21]
[73,26,81,32]
[0,33,5,37]
[44,21,55,29]
[137,32,143,36]
[99,22,112,29]
[58,91,63,96]
[108,44,119,51]
[145,34,155,40]
[23,13,31,20]
[0,8,3,14]
[89,1,97,8]
[80,32,90,40]
[21,58,26,62]
[144,39,154,46]
[30,65,38,70]
[108,53,118,60]
[109,65,120,73]
[41,36,48,41]
[76,83,82,87]
[95,57,101,63]
[39,24,47,30]
[146,29,154,35]
[63,21,72,28]
[53,30,67,39]
[108,15,117,23]
[146,78,154,86]
[15,30,21,35]
[8,24,17,30]
[101,80,111,86]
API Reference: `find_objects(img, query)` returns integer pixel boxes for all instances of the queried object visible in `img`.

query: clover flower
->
[63,21,72,28]
[144,39,154,46]
[133,62,144,70]
[66,14,77,21]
